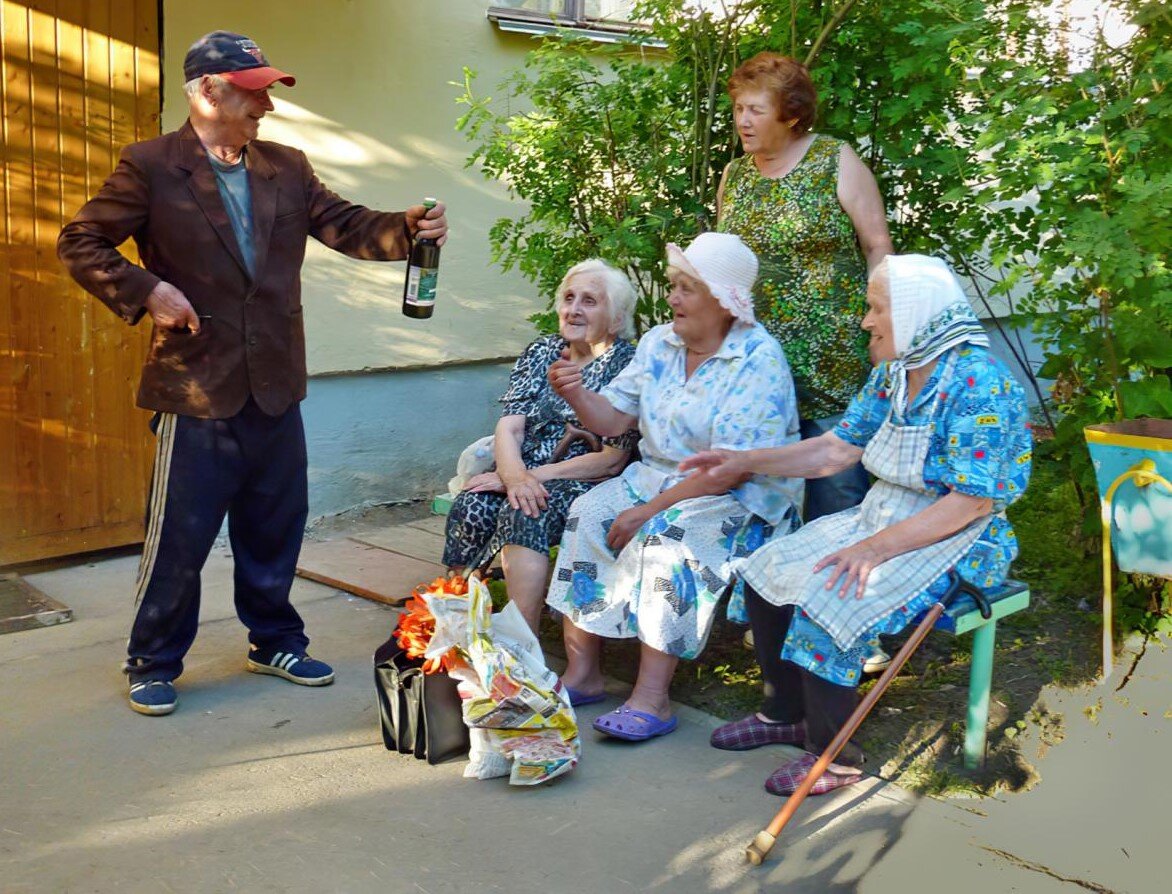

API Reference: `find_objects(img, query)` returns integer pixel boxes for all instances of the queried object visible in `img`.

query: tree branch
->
[804,0,863,67]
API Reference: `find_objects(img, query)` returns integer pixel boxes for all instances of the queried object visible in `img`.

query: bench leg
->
[964,620,997,770]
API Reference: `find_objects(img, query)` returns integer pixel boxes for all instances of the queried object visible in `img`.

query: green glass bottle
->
[401,197,441,319]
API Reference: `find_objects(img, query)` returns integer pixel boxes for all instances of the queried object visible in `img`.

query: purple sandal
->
[764,753,863,796]
[564,685,606,708]
[593,706,678,741]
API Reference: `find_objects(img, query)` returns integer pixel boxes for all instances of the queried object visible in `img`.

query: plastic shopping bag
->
[461,575,580,785]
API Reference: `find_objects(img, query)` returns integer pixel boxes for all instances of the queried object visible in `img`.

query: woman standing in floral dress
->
[718,51,896,672]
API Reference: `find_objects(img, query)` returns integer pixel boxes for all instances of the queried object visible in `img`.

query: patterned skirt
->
[442,478,595,568]
[545,476,774,660]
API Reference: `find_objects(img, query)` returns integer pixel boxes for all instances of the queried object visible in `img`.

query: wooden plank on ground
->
[295,539,445,607]
[404,515,448,537]
[348,526,444,565]
[0,572,72,635]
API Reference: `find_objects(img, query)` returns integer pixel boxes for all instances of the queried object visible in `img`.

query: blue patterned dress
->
[443,335,637,568]
[545,322,803,659]
[775,344,1033,686]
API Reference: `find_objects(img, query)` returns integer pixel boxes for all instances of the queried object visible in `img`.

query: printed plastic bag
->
[461,575,580,785]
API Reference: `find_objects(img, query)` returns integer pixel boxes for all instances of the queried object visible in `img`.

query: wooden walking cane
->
[744,573,991,866]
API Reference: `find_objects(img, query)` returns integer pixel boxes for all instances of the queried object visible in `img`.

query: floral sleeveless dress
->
[718,135,870,420]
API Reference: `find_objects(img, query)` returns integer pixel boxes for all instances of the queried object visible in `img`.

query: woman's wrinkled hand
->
[502,472,549,519]
[678,449,748,492]
[606,505,652,552]
[548,348,583,398]
[464,471,505,493]
[813,540,889,600]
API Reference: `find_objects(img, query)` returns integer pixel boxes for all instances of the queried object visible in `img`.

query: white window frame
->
[487,2,659,45]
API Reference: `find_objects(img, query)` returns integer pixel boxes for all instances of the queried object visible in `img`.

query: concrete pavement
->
[0,516,1163,893]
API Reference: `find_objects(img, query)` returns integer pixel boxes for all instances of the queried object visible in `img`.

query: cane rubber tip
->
[745,831,776,865]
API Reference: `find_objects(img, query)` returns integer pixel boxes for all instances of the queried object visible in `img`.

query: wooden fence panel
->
[0,0,159,565]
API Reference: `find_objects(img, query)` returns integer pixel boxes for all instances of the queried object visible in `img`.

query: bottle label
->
[404,265,438,306]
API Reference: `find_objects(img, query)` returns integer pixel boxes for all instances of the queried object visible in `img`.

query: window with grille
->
[488,1,648,40]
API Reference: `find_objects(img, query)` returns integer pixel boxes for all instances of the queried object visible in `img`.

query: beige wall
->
[162,0,540,374]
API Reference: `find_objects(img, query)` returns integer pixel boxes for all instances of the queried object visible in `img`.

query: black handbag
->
[373,635,469,765]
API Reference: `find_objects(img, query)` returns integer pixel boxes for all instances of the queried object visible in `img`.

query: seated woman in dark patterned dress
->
[443,260,638,633]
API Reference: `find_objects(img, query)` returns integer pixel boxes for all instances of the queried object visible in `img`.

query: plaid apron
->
[738,353,986,650]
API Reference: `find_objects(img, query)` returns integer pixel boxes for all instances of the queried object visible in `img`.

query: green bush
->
[457,0,1171,629]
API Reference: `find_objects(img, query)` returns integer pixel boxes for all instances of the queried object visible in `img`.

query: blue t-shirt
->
[207,150,255,277]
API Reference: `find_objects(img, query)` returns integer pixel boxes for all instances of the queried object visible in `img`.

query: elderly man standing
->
[58,31,448,717]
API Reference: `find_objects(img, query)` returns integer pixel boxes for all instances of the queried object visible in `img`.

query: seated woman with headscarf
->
[545,232,803,740]
[442,260,639,634]
[681,255,1032,795]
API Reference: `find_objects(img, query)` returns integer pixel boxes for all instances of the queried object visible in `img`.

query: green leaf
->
[1119,376,1172,418]
[1130,330,1172,367]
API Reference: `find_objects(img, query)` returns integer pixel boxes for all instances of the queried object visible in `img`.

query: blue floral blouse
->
[837,345,1032,512]
[779,344,1034,687]
[836,344,1033,589]
[599,321,803,525]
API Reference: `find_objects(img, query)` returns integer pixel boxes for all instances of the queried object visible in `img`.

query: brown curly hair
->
[727,52,817,134]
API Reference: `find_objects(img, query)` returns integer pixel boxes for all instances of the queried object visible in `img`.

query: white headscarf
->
[879,254,989,413]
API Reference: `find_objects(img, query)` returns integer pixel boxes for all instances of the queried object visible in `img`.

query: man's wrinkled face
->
[211,78,274,146]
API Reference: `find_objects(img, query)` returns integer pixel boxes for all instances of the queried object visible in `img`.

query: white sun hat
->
[666,232,758,323]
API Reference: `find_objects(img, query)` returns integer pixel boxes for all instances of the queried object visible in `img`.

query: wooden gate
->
[1,0,159,565]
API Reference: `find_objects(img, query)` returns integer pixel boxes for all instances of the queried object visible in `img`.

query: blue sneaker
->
[246,648,335,686]
[129,680,177,716]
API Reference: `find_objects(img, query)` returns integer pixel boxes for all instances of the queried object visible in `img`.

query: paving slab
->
[0,523,1164,893]
[0,573,72,634]
[296,538,445,606]
[870,637,1166,894]
[348,524,446,564]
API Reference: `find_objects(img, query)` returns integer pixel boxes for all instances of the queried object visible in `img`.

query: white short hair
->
[556,259,636,340]
[183,74,228,99]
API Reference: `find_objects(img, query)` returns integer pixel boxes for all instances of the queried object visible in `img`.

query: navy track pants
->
[126,398,310,683]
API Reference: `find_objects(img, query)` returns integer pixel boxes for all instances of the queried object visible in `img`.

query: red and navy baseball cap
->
[183,31,296,90]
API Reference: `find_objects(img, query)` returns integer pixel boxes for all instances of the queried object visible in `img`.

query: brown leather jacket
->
[58,120,411,418]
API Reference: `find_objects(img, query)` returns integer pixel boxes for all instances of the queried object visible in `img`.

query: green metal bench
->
[928,579,1031,769]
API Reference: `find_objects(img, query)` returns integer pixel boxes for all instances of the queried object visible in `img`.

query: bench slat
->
[933,579,1030,634]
